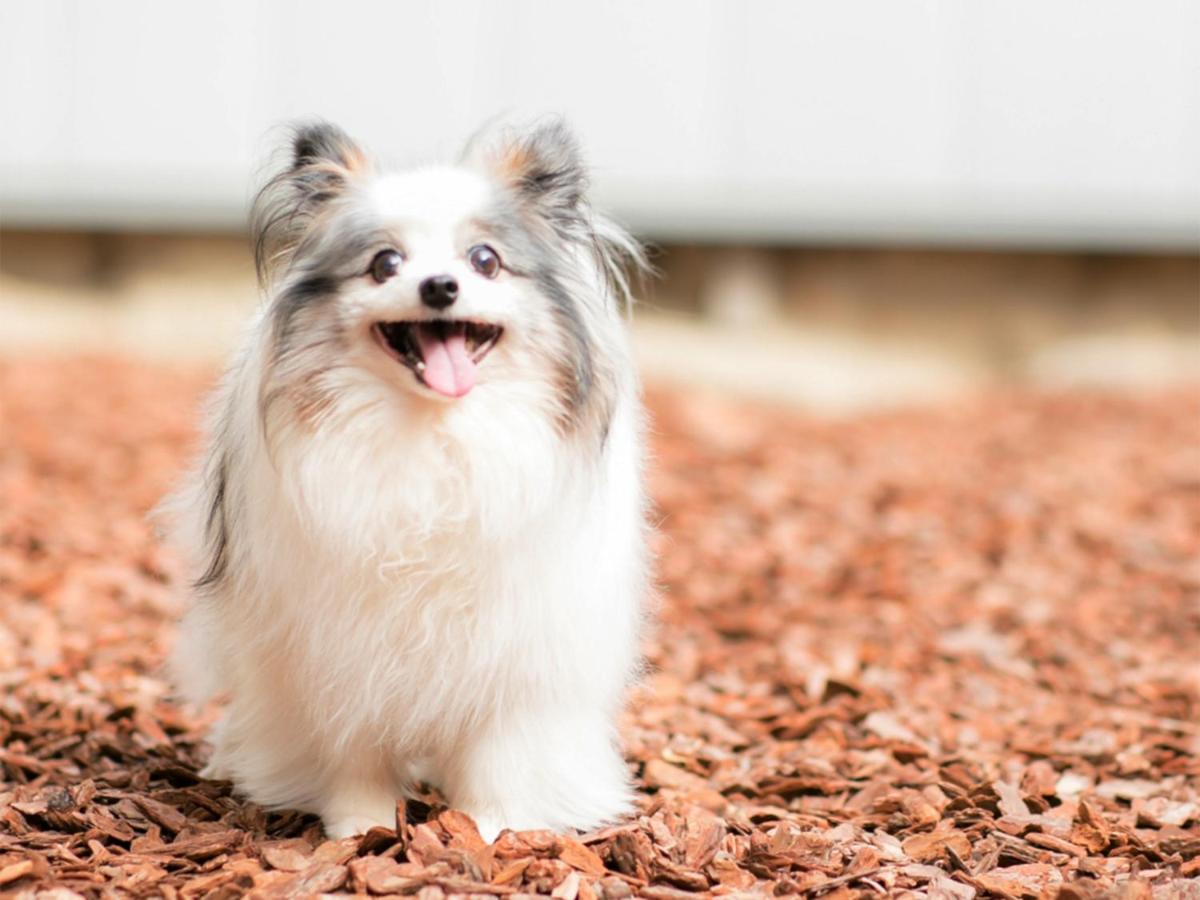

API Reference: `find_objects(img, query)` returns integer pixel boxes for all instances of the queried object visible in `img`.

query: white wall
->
[2,0,1198,248]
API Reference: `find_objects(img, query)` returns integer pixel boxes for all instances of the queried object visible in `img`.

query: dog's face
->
[252,121,638,436]
[354,168,513,399]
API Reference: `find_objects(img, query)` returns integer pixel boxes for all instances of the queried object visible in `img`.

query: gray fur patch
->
[195,453,229,590]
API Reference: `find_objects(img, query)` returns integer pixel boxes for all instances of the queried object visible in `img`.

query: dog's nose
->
[420,275,459,310]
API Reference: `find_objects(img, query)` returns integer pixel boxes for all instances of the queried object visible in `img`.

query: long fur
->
[162,119,650,840]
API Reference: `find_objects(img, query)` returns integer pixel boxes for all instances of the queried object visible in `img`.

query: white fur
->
[164,128,648,841]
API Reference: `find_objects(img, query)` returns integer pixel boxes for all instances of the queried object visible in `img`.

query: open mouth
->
[373,320,503,398]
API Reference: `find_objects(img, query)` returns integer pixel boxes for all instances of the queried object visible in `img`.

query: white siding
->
[1,0,1197,247]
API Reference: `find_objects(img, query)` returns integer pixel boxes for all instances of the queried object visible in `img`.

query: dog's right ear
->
[251,121,371,285]
[290,122,369,173]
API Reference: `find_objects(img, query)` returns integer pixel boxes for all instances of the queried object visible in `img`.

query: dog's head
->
[251,119,642,440]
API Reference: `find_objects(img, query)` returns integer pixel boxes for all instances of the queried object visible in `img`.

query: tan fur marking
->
[492,143,534,185]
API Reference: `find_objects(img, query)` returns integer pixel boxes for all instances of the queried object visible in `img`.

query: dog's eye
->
[468,244,501,279]
[369,249,403,284]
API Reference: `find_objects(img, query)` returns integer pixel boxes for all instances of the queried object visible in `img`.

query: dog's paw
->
[324,813,392,840]
[471,814,503,844]
[199,760,232,781]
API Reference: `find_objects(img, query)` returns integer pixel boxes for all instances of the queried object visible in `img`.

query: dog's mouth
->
[373,320,503,398]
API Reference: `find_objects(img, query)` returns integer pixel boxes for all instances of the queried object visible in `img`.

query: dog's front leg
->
[443,706,633,842]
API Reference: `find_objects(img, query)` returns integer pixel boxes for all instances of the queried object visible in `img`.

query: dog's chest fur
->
[203,374,642,762]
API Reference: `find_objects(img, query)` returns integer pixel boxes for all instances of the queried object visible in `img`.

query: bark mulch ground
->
[0,357,1197,899]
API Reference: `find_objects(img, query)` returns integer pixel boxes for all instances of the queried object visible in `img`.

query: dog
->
[162,119,649,841]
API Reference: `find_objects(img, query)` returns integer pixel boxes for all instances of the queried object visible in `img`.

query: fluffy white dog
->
[163,120,649,841]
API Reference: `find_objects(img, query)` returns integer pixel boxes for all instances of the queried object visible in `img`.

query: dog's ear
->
[290,122,370,175]
[252,121,371,284]
[480,119,588,225]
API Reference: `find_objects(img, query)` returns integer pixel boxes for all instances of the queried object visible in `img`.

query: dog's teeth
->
[415,361,426,372]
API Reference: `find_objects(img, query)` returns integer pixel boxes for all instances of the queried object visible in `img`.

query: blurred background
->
[1,0,1197,411]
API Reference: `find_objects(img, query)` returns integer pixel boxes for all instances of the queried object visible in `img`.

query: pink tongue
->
[414,325,476,397]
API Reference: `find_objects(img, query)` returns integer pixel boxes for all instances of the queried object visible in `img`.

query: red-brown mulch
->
[0,357,1197,899]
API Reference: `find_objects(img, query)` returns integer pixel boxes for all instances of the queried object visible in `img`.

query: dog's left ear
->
[477,120,588,224]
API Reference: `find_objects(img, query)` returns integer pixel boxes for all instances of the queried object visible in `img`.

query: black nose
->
[420,275,459,309]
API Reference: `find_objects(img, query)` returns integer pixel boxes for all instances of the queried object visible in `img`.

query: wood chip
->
[557,837,605,878]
